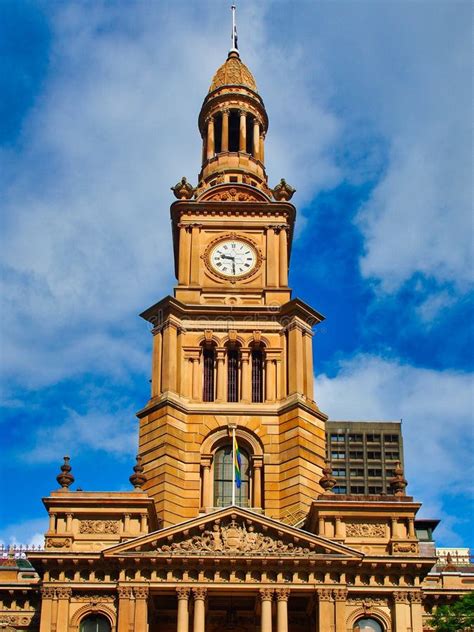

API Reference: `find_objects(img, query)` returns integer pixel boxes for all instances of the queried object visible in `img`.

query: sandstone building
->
[1,20,472,632]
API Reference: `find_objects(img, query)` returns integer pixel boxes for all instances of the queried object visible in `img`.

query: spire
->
[230,4,238,54]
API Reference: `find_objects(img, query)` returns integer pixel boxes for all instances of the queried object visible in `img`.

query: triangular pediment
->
[104,506,363,560]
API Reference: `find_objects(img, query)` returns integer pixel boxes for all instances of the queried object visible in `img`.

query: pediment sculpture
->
[155,519,316,556]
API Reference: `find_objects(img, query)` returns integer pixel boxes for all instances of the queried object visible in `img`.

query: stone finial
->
[319,459,336,493]
[171,176,196,200]
[389,461,408,497]
[129,455,147,490]
[56,456,74,489]
[272,178,295,201]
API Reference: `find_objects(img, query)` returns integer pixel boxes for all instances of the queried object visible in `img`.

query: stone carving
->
[129,455,146,489]
[192,587,207,600]
[40,586,56,599]
[134,586,149,599]
[210,54,258,93]
[393,591,409,603]
[272,178,295,201]
[45,537,72,549]
[346,523,386,538]
[206,189,260,202]
[259,588,274,601]
[56,455,74,489]
[79,520,119,534]
[74,594,115,603]
[333,589,348,601]
[117,586,133,599]
[317,589,333,601]
[56,587,72,599]
[171,176,196,200]
[410,591,423,604]
[275,588,290,601]
[157,519,314,556]
[0,615,32,626]
[347,597,386,606]
[392,541,418,555]
[176,587,191,600]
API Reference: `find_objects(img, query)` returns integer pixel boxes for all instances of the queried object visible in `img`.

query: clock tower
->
[138,45,328,527]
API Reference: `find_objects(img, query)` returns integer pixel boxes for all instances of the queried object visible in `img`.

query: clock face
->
[209,238,258,278]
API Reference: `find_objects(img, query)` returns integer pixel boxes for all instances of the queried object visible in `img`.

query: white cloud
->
[26,404,138,463]
[316,355,474,544]
[0,518,47,548]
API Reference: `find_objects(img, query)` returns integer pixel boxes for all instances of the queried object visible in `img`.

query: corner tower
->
[138,37,328,527]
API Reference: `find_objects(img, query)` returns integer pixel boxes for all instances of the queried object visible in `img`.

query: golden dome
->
[209,51,258,93]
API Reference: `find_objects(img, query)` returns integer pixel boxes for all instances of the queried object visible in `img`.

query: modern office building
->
[326,421,404,495]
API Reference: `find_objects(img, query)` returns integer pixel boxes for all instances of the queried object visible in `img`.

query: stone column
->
[241,349,251,402]
[253,118,260,159]
[393,591,410,632]
[190,224,201,285]
[408,517,416,538]
[117,586,134,632]
[56,587,71,631]
[221,109,229,152]
[192,356,201,401]
[303,330,314,400]
[276,588,289,632]
[259,588,273,632]
[275,360,282,400]
[216,349,226,402]
[206,116,215,159]
[178,223,191,285]
[260,132,265,163]
[134,586,149,631]
[39,587,55,632]
[318,516,325,536]
[239,110,247,152]
[333,589,347,632]
[161,321,178,393]
[287,322,304,395]
[334,516,343,538]
[391,516,399,538]
[65,513,73,532]
[266,226,278,287]
[48,513,56,532]
[151,327,162,397]
[265,357,276,402]
[201,455,213,510]
[317,589,334,632]
[278,226,288,286]
[409,591,424,632]
[252,455,263,508]
[192,588,207,632]
[177,587,190,632]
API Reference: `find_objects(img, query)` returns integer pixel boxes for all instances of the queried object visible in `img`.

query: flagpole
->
[231,425,236,505]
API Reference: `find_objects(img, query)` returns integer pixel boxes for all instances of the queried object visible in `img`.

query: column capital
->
[221,108,230,116]
[275,588,290,602]
[409,590,423,604]
[333,588,348,601]
[205,114,214,124]
[134,586,149,599]
[177,587,191,601]
[192,587,207,601]
[40,586,56,599]
[393,590,409,603]
[117,585,134,599]
[56,587,72,599]
[317,588,334,602]
[259,588,274,602]
[238,109,247,117]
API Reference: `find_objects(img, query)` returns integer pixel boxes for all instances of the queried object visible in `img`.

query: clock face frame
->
[205,235,261,281]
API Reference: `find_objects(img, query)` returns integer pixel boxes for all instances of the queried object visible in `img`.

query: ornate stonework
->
[79,520,120,534]
[156,519,314,556]
[346,522,386,538]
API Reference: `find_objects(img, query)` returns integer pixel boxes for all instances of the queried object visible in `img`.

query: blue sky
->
[0,0,472,548]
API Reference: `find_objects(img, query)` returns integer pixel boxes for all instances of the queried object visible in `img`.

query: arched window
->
[251,345,264,403]
[203,343,216,402]
[80,614,111,632]
[227,344,240,402]
[214,445,250,507]
[353,618,384,632]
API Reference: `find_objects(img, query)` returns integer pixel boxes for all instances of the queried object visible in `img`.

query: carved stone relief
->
[79,520,120,534]
[346,523,386,538]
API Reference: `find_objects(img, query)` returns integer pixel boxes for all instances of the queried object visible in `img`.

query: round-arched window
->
[353,618,383,632]
[80,614,111,632]
[214,445,250,507]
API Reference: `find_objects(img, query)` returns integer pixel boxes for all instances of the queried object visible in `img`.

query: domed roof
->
[209,51,258,93]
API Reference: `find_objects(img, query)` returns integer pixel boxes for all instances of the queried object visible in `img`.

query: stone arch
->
[201,425,263,457]
[70,603,116,632]
[346,607,390,631]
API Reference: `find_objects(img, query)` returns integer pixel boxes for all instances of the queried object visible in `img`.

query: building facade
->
[0,33,471,632]
[326,421,404,496]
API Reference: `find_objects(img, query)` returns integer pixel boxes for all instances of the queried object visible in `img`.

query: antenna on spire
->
[230,4,239,54]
